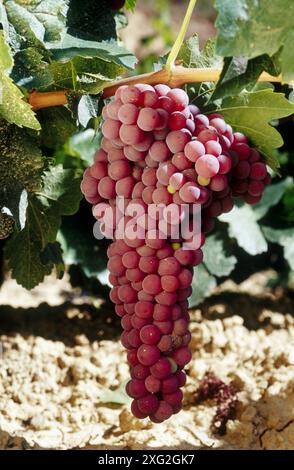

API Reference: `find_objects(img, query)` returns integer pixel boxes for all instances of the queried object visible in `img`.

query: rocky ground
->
[0,271,293,450]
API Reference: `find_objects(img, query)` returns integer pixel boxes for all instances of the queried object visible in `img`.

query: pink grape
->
[168,111,186,130]
[131,400,148,419]
[142,274,162,295]
[102,119,121,139]
[161,376,179,394]
[149,141,170,162]
[126,379,147,398]
[137,344,160,366]
[172,152,192,170]
[179,182,201,203]
[139,256,159,274]
[158,257,181,276]
[135,300,154,319]
[119,124,144,145]
[121,85,142,105]
[248,180,264,196]
[172,346,192,367]
[195,154,220,178]
[139,325,161,345]
[184,140,206,162]
[156,162,177,185]
[150,357,172,379]
[137,108,160,131]
[137,394,159,415]
[166,129,191,153]
[145,375,161,393]
[150,401,173,423]
[250,162,267,180]
[209,174,228,192]
[118,103,139,124]
[167,88,189,111]
[109,160,131,180]
[161,275,179,292]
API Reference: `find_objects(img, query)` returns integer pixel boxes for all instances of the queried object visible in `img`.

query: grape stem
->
[28,68,283,110]
[165,0,197,76]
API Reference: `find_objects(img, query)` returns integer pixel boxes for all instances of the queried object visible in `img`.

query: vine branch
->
[28,67,283,111]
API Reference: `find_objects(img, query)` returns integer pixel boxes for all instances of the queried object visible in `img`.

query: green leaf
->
[5,196,57,289]
[63,129,101,165]
[219,205,268,255]
[0,33,40,129]
[38,107,77,149]
[36,165,82,215]
[40,242,64,279]
[125,0,137,12]
[5,0,67,47]
[5,165,82,288]
[49,34,137,70]
[0,120,43,193]
[211,54,280,101]
[262,227,294,270]
[203,235,237,277]
[67,0,117,42]
[178,34,222,69]
[77,95,98,128]
[57,218,108,278]
[189,264,217,308]
[215,0,294,81]
[253,176,293,220]
[0,185,28,231]
[217,89,294,171]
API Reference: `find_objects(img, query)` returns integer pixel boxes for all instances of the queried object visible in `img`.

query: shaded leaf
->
[203,235,237,277]
[215,0,294,80]
[219,205,268,255]
[262,227,294,270]
[217,89,294,171]
[189,264,217,308]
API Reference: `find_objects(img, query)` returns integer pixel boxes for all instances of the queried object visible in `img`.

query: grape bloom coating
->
[81,83,270,422]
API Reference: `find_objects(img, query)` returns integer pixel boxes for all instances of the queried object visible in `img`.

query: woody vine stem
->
[28,0,283,111]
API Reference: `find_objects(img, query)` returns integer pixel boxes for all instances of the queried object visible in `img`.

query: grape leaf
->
[77,95,99,128]
[60,129,101,166]
[219,204,268,256]
[253,176,293,220]
[4,0,68,48]
[38,107,78,149]
[203,235,237,277]
[4,196,59,289]
[262,227,294,270]
[0,185,28,231]
[219,178,292,255]
[215,0,294,81]
[211,54,280,101]
[178,34,222,69]
[36,165,82,215]
[216,89,294,171]
[0,120,43,194]
[67,0,117,42]
[125,0,137,12]
[0,32,40,130]
[5,165,82,288]
[49,34,137,70]
[189,264,217,308]
[58,217,108,278]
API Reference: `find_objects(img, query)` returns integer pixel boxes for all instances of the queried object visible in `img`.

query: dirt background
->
[0,271,294,450]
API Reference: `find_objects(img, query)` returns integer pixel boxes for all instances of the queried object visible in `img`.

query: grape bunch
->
[81,83,270,422]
